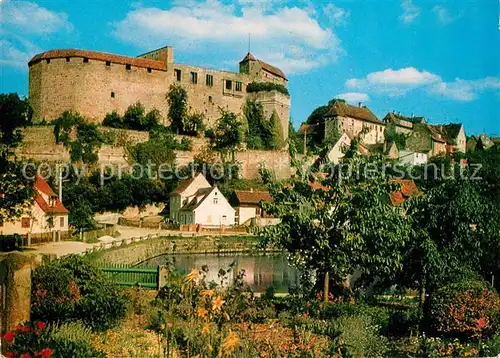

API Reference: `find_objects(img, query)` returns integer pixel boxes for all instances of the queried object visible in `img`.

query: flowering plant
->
[2,321,53,358]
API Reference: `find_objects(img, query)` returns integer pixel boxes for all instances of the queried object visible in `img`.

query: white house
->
[170,174,235,227]
[325,133,352,164]
[229,189,274,226]
[399,150,428,165]
[0,175,69,237]
[169,173,211,222]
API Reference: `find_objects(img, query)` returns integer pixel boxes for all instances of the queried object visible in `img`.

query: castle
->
[28,46,290,139]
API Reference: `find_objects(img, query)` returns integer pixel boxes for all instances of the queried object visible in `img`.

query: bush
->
[102,110,122,128]
[320,302,391,330]
[1,321,105,358]
[385,306,420,337]
[179,137,193,151]
[246,82,289,96]
[0,234,23,251]
[333,314,389,357]
[31,255,128,331]
[429,279,500,339]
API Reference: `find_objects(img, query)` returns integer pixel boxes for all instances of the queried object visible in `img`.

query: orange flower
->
[475,317,487,329]
[221,330,240,356]
[202,323,211,334]
[197,307,209,319]
[185,269,200,282]
[212,296,225,311]
[200,289,215,298]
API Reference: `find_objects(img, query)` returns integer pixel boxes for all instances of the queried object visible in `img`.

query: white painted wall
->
[194,187,235,227]
[0,202,68,235]
[399,150,428,165]
[238,207,256,225]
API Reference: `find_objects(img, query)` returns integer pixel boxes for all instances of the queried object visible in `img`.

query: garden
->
[1,253,499,357]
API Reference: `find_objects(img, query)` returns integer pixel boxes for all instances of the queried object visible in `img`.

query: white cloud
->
[0,0,73,33]
[323,4,350,25]
[346,67,441,95]
[430,77,500,101]
[345,67,499,101]
[432,5,461,25]
[399,0,420,24]
[0,33,41,70]
[336,92,370,103]
[112,0,342,74]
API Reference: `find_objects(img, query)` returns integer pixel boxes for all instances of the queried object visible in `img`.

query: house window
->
[206,74,213,86]
[83,58,89,63]
[175,69,182,81]
[207,215,212,223]
[213,197,218,204]
[111,91,115,98]
[66,57,70,62]
[0,217,3,227]
[46,59,50,64]
[208,96,213,103]
[147,67,152,73]
[21,217,30,228]
[235,81,242,91]
[125,64,131,70]
[191,72,198,84]
[60,217,65,227]
[105,60,111,66]
[225,80,232,90]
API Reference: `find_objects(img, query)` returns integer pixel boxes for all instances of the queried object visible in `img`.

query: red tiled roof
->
[35,194,69,214]
[326,101,382,125]
[389,179,419,206]
[34,175,57,196]
[234,190,272,205]
[28,49,167,71]
[239,52,287,80]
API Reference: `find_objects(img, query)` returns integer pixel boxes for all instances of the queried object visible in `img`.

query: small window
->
[147,67,152,73]
[208,96,213,103]
[175,69,182,81]
[235,81,242,91]
[105,61,111,66]
[213,197,218,204]
[125,64,131,70]
[206,74,213,87]
[225,80,232,90]
[83,58,89,63]
[66,57,70,62]
[60,217,65,227]
[111,91,115,98]
[191,71,198,84]
[21,217,30,228]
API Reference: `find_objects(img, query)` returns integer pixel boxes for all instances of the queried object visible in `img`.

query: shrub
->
[31,255,128,331]
[320,302,391,330]
[246,82,289,96]
[429,279,500,339]
[179,137,193,151]
[0,234,23,251]
[385,306,420,337]
[332,314,389,358]
[2,321,105,358]
[102,110,122,128]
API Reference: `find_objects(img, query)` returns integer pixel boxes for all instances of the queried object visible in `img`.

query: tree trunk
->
[324,272,329,302]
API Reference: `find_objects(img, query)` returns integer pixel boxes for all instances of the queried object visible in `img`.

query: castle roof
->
[29,49,167,71]
[383,112,425,129]
[240,52,287,80]
[232,190,272,205]
[326,100,382,125]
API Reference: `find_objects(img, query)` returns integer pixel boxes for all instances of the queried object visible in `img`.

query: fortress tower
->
[28,46,290,140]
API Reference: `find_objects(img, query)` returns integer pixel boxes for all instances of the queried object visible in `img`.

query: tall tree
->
[266,110,285,149]
[261,155,412,300]
[0,93,32,159]
[167,84,188,133]
[212,109,243,162]
[243,100,265,149]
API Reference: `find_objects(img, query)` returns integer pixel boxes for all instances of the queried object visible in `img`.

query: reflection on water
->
[140,253,298,293]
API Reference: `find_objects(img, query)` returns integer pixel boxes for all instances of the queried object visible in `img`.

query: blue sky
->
[1,0,499,135]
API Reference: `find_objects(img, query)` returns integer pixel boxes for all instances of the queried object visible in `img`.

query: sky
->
[1,0,499,136]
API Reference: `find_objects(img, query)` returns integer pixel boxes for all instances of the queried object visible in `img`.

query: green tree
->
[303,105,329,154]
[212,109,243,162]
[0,93,32,157]
[167,84,188,133]
[102,111,123,128]
[261,155,412,301]
[0,93,34,222]
[182,112,205,136]
[385,123,407,150]
[122,101,146,130]
[129,138,176,170]
[243,100,265,149]
[266,110,285,149]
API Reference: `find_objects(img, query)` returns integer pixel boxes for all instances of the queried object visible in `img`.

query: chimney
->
[358,102,362,108]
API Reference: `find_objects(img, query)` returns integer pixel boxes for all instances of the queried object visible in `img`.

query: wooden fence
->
[95,262,167,290]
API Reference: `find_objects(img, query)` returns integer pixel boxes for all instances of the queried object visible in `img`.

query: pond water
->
[140,253,298,293]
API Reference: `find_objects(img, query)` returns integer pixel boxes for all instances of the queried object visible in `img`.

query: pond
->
[139,253,299,293]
